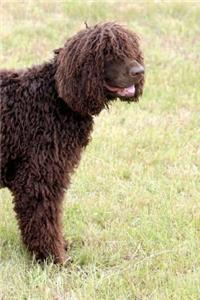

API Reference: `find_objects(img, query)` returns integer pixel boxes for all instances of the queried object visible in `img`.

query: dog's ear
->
[55,38,106,116]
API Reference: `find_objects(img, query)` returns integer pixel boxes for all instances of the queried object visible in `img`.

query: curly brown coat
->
[0,22,145,264]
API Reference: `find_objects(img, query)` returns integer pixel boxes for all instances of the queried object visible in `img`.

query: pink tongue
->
[118,85,135,96]
[105,83,135,96]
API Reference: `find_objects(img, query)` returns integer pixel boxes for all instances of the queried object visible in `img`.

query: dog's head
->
[55,22,145,116]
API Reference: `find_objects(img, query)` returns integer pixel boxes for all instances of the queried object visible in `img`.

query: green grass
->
[0,1,200,299]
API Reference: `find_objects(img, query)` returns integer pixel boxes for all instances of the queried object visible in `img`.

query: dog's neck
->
[23,60,94,123]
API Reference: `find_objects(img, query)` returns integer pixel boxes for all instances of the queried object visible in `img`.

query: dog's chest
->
[60,113,93,149]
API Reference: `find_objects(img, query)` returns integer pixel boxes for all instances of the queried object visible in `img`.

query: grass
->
[0,1,200,299]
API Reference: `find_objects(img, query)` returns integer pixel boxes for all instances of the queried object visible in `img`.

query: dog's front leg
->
[12,182,67,264]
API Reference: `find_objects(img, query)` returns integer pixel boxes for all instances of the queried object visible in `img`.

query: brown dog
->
[0,22,145,263]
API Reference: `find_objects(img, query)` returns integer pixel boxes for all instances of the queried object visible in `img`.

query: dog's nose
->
[129,64,145,77]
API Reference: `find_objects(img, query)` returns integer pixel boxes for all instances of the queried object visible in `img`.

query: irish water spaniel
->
[0,22,145,264]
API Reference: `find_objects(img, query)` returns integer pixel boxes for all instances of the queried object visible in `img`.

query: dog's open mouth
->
[105,83,135,97]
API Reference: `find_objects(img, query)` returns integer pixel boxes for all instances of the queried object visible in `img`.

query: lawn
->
[0,1,200,299]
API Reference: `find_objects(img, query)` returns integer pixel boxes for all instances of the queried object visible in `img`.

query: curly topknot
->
[55,22,144,116]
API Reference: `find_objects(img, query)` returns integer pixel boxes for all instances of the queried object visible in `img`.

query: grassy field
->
[0,1,200,299]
